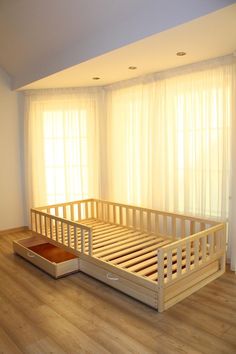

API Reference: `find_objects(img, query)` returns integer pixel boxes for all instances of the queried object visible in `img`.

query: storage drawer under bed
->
[13,236,79,278]
[80,258,158,309]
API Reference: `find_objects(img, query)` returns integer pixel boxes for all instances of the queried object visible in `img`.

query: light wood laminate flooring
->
[0,231,236,354]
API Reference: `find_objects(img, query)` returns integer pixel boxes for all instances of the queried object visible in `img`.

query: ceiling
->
[0,0,235,90]
[21,4,236,90]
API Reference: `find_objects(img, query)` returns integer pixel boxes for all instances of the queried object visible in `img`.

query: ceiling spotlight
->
[176,51,186,56]
[128,66,137,70]
[92,77,100,80]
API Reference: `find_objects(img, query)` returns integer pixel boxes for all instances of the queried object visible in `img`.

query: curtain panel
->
[105,57,236,270]
[24,88,103,210]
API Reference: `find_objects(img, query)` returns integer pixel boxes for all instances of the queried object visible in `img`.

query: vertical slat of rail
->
[147,211,151,233]
[39,214,42,235]
[88,201,91,219]
[133,208,136,229]
[200,222,205,231]
[155,214,159,235]
[190,221,195,235]
[50,218,53,239]
[186,240,191,272]
[167,249,172,283]
[172,217,176,239]
[119,206,123,225]
[208,233,214,256]
[126,207,129,227]
[63,206,66,218]
[106,203,109,222]
[215,230,221,252]
[40,214,43,236]
[85,202,88,219]
[74,226,77,250]
[140,210,143,231]
[163,215,167,236]
[95,200,98,219]
[61,222,65,245]
[194,238,199,268]
[81,229,85,253]
[45,216,48,238]
[201,235,207,262]
[67,224,70,247]
[99,201,103,221]
[30,211,33,231]
[57,219,61,242]
[78,202,81,221]
[88,229,93,256]
[113,204,116,224]
[107,203,110,223]
[55,219,58,242]
[157,248,165,312]
[91,200,94,219]
[42,215,47,236]
[35,214,39,233]
[70,204,74,221]
[181,219,186,238]
[177,245,182,276]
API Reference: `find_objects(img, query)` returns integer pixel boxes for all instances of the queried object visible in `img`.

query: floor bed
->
[28,198,226,312]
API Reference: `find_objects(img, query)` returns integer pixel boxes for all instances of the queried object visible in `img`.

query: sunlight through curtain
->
[106,61,234,217]
[106,58,236,269]
[25,88,102,208]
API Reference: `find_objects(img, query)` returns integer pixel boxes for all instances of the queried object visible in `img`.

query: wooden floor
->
[1,231,236,354]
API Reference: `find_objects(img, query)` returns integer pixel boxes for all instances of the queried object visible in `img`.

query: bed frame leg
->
[157,288,165,312]
[157,248,165,312]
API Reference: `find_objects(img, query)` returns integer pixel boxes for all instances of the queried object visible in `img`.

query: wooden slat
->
[186,240,191,271]
[163,215,167,235]
[155,214,159,234]
[194,239,199,267]
[94,234,154,257]
[172,217,176,239]
[114,240,169,265]
[93,230,141,249]
[167,250,173,281]
[101,238,161,261]
[177,246,182,276]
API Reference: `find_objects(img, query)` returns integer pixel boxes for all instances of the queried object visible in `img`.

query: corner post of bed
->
[219,223,226,273]
[157,248,165,312]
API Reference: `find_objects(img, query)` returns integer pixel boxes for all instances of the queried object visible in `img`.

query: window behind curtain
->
[106,65,232,219]
[25,89,100,208]
[43,109,89,204]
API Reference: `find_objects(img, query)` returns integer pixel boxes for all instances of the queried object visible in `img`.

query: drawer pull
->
[27,252,35,258]
[106,273,119,281]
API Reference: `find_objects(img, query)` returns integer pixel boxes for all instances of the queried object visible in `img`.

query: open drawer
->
[13,236,79,278]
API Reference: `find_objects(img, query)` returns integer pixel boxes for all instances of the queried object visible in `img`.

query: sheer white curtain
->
[106,57,236,269]
[25,88,102,209]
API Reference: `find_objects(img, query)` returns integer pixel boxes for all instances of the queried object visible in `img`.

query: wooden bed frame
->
[30,198,226,312]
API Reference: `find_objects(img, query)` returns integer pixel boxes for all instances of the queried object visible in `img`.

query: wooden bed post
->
[157,248,165,312]
[219,225,226,272]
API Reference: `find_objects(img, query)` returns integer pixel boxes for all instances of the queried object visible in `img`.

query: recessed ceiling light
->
[176,51,186,56]
[92,77,100,80]
[128,66,137,70]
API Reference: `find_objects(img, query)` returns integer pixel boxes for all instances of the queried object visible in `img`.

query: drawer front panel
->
[13,241,56,277]
[80,259,157,308]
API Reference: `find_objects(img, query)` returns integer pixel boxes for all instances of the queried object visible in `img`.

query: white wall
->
[0,67,25,230]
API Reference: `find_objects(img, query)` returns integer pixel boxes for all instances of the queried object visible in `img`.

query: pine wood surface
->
[0,231,235,354]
